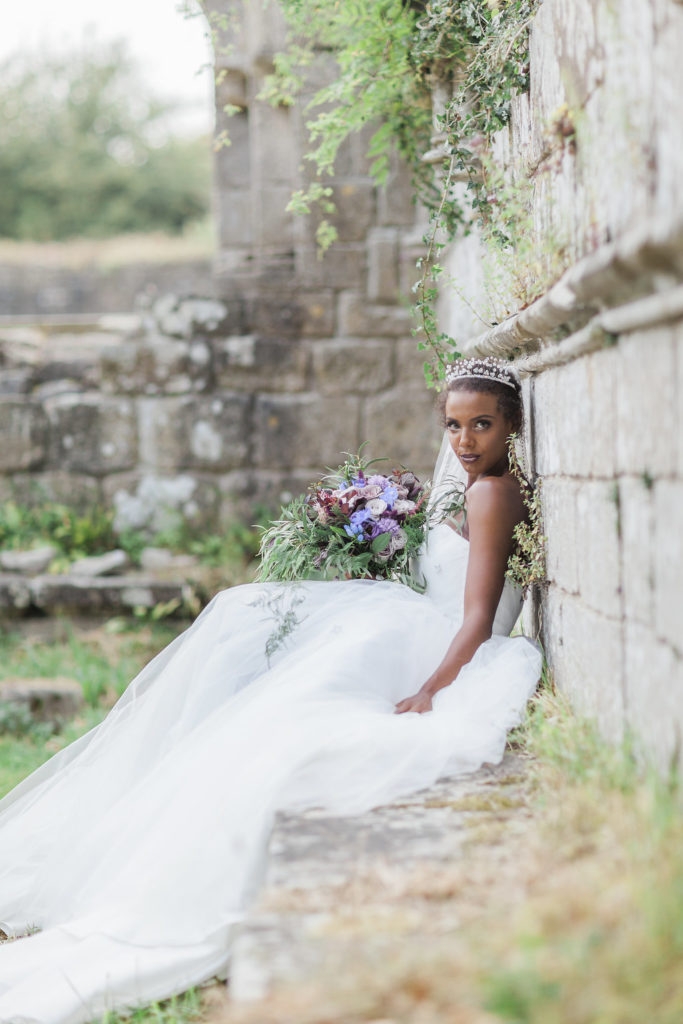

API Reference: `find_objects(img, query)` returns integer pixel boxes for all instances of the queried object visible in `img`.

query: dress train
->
[0,524,541,1023]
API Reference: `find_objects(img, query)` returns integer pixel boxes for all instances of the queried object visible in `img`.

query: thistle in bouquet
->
[257,448,464,590]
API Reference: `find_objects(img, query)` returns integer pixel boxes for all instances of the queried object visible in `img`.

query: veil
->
[427,431,467,524]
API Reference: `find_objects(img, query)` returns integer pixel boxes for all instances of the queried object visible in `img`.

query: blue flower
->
[380,484,398,509]
[349,508,372,527]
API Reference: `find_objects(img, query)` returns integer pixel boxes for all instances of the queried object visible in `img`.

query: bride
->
[0,356,541,1024]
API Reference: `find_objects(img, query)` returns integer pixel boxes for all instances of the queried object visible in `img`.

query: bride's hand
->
[394,690,433,714]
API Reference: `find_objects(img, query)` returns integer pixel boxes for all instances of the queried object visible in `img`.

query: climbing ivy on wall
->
[266,0,541,382]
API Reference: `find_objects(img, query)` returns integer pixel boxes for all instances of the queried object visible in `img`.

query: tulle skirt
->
[0,578,541,1023]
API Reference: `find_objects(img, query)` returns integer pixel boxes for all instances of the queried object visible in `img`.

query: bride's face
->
[444,389,513,479]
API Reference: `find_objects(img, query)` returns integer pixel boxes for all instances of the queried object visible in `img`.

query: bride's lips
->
[458,454,480,464]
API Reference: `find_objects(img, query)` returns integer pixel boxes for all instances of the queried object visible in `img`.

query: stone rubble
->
[0,677,83,725]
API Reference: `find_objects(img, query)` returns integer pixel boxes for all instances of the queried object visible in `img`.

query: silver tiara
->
[445,357,518,390]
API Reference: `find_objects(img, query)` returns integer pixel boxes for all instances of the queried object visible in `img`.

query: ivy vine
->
[264,0,541,383]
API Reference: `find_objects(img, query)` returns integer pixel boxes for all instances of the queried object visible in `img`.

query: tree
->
[0,41,212,240]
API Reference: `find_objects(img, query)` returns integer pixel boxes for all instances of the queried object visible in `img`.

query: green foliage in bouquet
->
[257,449,464,591]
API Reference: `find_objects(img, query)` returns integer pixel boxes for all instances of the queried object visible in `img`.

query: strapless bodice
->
[419,521,522,636]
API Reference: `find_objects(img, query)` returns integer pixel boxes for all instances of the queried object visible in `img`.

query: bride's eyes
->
[447,419,493,432]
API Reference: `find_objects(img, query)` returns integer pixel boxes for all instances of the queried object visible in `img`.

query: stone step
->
[0,573,192,616]
[228,754,527,1003]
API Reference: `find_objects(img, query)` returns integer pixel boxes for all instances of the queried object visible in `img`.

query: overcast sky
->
[1,0,215,135]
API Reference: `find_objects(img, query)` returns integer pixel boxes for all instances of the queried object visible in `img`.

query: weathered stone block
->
[337,291,412,339]
[0,400,48,471]
[327,183,376,243]
[299,291,335,338]
[45,394,137,474]
[0,546,57,575]
[556,594,625,743]
[253,105,297,184]
[30,575,189,615]
[104,472,219,535]
[137,394,251,471]
[249,297,305,340]
[619,476,654,627]
[213,109,250,188]
[151,296,231,341]
[296,247,366,291]
[214,337,309,392]
[541,477,580,595]
[217,468,316,522]
[575,479,622,619]
[217,190,254,248]
[394,338,434,388]
[0,574,31,612]
[367,228,399,302]
[586,344,619,479]
[676,321,683,478]
[257,186,297,248]
[377,155,417,227]
[653,479,683,651]
[70,550,129,577]
[312,339,393,394]
[616,327,676,477]
[534,358,591,478]
[0,369,33,395]
[0,677,83,724]
[624,625,683,772]
[3,471,101,510]
[100,335,213,396]
[253,394,360,470]
[363,388,442,478]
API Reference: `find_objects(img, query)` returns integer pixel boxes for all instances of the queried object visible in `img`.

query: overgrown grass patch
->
[476,690,683,1024]
[0,619,186,797]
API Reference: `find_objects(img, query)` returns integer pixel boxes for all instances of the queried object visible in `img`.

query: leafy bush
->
[0,41,211,240]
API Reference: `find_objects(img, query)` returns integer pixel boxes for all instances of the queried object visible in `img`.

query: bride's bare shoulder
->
[465,474,527,535]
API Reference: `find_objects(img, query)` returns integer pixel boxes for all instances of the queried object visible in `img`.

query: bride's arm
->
[394,479,519,714]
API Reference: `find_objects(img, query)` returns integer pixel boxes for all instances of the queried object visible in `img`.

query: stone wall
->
[0,0,445,537]
[205,0,440,480]
[0,260,213,316]
[439,0,683,769]
[0,284,439,536]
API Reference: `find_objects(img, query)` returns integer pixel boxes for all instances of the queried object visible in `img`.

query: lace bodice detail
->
[419,521,522,636]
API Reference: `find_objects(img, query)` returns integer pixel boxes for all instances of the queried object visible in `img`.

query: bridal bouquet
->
[257,449,463,590]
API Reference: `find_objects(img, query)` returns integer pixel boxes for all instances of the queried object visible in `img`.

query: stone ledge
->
[28,575,191,615]
[462,210,683,362]
[229,754,526,1002]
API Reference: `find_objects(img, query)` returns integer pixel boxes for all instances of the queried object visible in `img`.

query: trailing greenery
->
[264,0,541,381]
[505,434,546,593]
[0,42,210,240]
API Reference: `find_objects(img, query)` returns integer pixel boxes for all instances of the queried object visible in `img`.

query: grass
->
[477,690,683,1024]
[0,619,185,798]
[0,220,215,270]
[203,686,683,1024]
[99,989,206,1024]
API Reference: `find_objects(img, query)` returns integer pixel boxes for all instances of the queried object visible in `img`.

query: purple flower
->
[366,518,399,540]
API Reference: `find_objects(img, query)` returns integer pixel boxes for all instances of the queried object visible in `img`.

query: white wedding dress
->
[0,518,541,1024]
